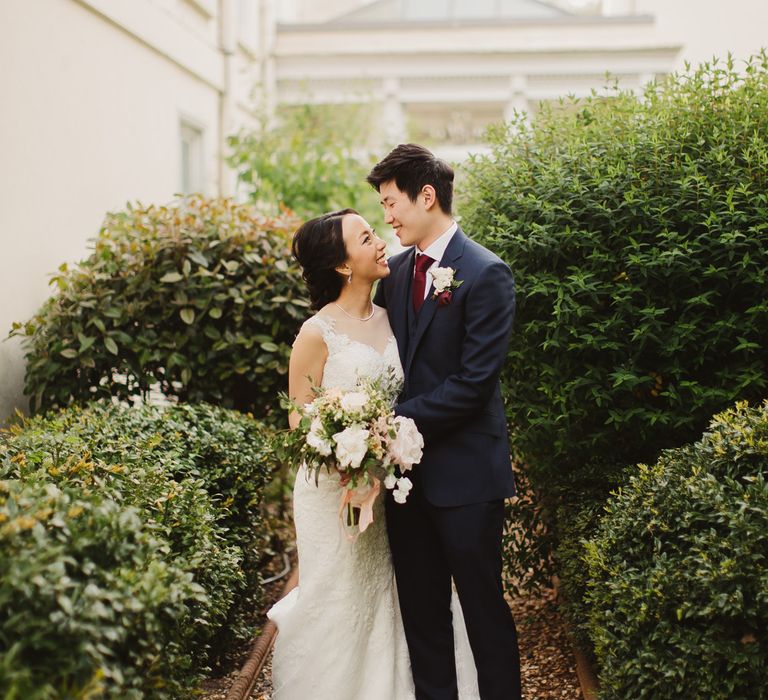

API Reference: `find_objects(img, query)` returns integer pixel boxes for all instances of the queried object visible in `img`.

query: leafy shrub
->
[0,401,276,697]
[0,479,207,699]
[550,474,626,652]
[459,54,768,605]
[584,400,768,699]
[228,102,384,229]
[460,53,768,491]
[9,196,308,422]
[501,465,556,596]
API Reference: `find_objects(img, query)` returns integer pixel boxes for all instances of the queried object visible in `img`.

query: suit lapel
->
[405,230,468,372]
[390,248,415,370]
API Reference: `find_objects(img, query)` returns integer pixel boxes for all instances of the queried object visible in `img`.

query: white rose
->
[429,266,454,293]
[333,424,370,471]
[306,416,332,456]
[393,476,413,504]
[384,473,397,490]
[340,390,369,414]
[387,416,424,470]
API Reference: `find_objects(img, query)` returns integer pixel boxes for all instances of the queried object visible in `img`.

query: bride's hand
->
[337,470,351,487]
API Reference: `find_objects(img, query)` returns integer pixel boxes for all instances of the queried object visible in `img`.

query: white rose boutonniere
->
[428,266,463,306]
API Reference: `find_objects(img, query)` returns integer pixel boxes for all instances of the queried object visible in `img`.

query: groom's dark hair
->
[367,143,454,215]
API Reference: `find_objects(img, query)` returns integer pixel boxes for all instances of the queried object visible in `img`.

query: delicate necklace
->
[334,302,375,322]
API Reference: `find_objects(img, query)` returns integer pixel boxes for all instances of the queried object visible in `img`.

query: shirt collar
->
[418,221,458,264]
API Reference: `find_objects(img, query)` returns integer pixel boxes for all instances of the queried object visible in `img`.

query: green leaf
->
[160,272,183,283]
[180,308,195,325]
[104,337,118,355]
[259,341,279,353]
[60,348,78,359]
[187,249,209,268]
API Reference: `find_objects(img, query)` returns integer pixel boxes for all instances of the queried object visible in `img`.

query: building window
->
[180,120,204,194]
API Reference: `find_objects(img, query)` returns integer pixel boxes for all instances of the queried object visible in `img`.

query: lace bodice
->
[302,314,404,392]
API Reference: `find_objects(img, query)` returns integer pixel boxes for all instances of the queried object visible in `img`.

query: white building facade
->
[273,0,768,158]
[0,0,268,424]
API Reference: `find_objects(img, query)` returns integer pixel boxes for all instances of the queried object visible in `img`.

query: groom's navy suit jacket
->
[374,227,517,507]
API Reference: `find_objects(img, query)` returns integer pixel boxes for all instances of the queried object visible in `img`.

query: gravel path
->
[509,586,582,699]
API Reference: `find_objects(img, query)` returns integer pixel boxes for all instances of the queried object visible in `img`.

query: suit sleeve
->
[394,260,515,438]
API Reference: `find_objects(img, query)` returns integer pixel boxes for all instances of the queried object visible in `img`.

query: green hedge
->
[460,54,768,491]
[460,54,768,599]
[0,401,275,698]
[9,196,308,423]
[584,400,768,699]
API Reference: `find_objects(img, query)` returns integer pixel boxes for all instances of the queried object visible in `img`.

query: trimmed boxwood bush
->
[9,196,308,422]
[584,400,768,699]
[0,401,275,698]
[459,54,768,595]
[0,479,209,699]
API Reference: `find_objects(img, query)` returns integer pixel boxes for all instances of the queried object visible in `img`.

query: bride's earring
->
[348,272,352,284]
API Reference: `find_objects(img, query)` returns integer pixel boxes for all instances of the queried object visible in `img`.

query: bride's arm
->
[287,325,328,430]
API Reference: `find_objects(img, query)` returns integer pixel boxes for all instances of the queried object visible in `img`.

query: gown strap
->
[299,315,345,354]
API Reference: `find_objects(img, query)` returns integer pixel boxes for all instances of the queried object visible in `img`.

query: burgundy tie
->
[412,253,435,313]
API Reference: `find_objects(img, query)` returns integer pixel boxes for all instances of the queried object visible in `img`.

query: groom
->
[369,144,522,700]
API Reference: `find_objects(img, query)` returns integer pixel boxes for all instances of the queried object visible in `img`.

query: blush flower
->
[306,416,332,456]
[333,424,370,470]
[393,476,413,504]
[340,390,369,414]
[387,416,424,471]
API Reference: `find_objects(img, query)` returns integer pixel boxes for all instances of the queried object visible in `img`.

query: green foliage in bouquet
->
[0,401,276,698]
[460,53,768,594]
[584,400,768,698]
[9,196,308,423]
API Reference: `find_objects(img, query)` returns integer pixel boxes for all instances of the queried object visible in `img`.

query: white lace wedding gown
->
[268,314,479,700]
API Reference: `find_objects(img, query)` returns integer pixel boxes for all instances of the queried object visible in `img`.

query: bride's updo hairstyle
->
[291,208,358,310]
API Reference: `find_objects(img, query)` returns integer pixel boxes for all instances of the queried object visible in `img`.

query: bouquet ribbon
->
[338,477,381,534]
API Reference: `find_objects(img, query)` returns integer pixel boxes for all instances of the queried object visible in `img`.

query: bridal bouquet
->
[282,370,423,534]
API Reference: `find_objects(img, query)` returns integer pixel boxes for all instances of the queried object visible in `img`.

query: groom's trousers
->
[386,476,522,700]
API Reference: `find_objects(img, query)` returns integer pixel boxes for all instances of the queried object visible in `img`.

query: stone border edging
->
[225,568,299,700]
[572,644,599,700]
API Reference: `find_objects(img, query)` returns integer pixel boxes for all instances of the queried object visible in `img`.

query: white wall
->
[634,0,768,70]
[0,0,260,424]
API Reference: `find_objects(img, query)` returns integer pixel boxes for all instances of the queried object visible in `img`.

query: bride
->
[267,209,479,699]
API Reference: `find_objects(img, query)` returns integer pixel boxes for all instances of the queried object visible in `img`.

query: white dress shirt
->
[415,221,458,300]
